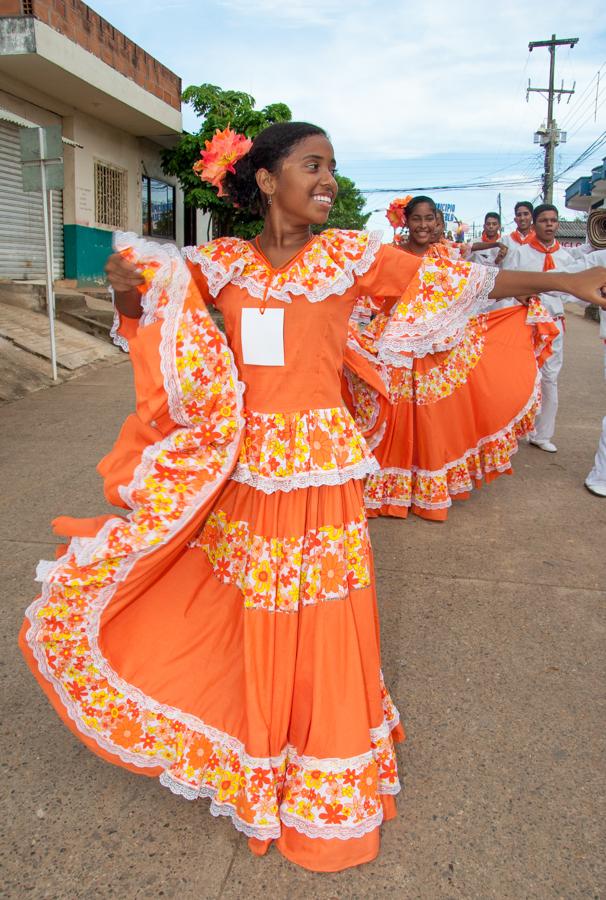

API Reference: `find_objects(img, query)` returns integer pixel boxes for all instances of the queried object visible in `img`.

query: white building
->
[0,1,205,283]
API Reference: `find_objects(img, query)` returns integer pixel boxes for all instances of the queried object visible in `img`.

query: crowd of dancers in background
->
[348,196,606,510]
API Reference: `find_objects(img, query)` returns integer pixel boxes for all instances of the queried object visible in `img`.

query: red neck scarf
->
[528,235,561,271]
[510,229,533,245]
[481,230,500,243]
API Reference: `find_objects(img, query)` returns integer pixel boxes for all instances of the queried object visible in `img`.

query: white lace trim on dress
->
[231,456,379,493]
[182,230,384,304]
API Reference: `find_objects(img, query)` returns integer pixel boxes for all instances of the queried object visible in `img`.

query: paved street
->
[2,310,605,900]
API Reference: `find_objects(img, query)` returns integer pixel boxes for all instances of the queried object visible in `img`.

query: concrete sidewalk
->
[1,313,605,899]
[0,302,121,401]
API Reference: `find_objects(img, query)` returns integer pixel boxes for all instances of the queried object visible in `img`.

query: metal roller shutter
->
[0,121,64,280]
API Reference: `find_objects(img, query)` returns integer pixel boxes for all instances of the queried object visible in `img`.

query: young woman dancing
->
[20,125,606,871]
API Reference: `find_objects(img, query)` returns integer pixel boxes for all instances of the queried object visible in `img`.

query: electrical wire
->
[553,130,606,181]
[560,61,606,129]
[567,93,606,140]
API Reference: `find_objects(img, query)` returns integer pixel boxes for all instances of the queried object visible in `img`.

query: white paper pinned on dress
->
[241,307,285,366]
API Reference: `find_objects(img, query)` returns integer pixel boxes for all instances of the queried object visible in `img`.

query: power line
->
[567,92,606,140]
[553,130,606,180]
[360,175,543,195]
[560,61,606,129]
[564,83,606,135]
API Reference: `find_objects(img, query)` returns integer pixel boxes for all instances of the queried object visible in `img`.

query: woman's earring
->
[267,194,273,206]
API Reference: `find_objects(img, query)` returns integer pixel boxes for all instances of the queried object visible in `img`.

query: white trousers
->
[586,416,606,488]
[586,346,606,488]
[533,317,565,443]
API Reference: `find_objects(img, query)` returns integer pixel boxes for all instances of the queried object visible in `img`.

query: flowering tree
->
[162,84,370,239]
[161,83,291,238]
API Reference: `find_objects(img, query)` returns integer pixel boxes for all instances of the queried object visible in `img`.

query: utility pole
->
[527,34,578,203]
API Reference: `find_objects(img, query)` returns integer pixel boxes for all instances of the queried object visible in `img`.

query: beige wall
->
[0,83,63,128]
[63,113,183,245]
[0,75,184,246]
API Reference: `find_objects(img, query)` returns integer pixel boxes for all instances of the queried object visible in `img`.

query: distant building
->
[0,0,204,283]
[557,219,587,248]
[565,155,606,217]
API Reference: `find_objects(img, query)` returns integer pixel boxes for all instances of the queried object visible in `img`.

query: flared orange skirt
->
[20,474,403,872]
[348,306,556,521]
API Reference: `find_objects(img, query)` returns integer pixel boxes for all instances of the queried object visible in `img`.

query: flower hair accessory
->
[386,195,413,232]
[193,126,253,197]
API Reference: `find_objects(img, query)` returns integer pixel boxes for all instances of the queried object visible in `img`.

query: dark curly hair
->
[223,121,328,215]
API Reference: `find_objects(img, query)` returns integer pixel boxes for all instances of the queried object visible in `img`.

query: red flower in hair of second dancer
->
[386,196,412,231]
[193,126,253,197]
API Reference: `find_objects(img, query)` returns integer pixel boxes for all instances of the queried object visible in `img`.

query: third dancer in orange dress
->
[345,195,561,520]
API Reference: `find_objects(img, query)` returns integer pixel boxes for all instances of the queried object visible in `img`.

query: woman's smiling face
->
[257,134,338,226]
[406,202,437,247]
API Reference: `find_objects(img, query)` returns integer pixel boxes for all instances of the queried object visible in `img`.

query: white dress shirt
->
[500,242,577,316]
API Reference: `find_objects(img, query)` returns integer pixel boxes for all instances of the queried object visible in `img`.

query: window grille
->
[22,1,35,14]
[94,161,127,229]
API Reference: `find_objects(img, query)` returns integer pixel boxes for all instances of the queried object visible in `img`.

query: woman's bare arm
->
[490,266,606,306]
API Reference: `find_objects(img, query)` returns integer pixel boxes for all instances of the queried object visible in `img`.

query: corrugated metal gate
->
[0,121,64,280]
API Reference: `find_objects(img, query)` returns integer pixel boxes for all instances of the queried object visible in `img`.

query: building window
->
[142,175,175,239]
[94,161,127,229]
[21,1,34,14]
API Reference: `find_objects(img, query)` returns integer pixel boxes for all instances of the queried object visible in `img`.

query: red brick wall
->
[0,0,182,110]
[0,2,24,15]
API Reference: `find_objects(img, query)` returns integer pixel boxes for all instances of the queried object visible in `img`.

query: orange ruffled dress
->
[20,229,501,872]
[344,246,558,521]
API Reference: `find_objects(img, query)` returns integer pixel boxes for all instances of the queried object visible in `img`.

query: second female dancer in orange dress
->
[344,195,559,520]
[19,125,606,872]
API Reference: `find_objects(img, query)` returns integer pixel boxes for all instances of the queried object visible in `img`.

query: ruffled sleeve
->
[353,245,499,365]
[99,233,244,514]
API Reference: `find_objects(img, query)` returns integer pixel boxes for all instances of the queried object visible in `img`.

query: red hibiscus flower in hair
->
[386,195,412,232]
[193,126,253,197]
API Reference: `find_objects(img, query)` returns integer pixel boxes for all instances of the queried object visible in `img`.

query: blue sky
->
[94,0,605,235]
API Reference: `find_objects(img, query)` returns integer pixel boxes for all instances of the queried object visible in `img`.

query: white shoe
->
[529,438,558,453]
[585,480,606,497]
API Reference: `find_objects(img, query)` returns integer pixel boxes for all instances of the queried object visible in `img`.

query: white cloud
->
[214,0,352,26]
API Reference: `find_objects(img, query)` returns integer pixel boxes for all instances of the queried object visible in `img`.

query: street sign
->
[17,125,63,380]
[19,124,64,191]
[21,160,64,191]
[19,124,63,161]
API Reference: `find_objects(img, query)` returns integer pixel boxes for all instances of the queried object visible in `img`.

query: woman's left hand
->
[563,267,606,306]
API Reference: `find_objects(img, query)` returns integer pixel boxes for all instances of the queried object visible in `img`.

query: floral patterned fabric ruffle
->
[350,255,498,367]
[193,508,371,613]
[364,378,541,512]
[160,691,401,842]
[380,315,487,405]
[231,406,379,493]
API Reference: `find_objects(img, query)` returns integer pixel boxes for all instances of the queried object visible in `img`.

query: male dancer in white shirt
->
[501,201,534,252]
[500,204,576,452]
[470,211,508,266]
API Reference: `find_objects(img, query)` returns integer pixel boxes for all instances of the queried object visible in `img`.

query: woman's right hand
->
[105,253,144,292]
[105,253,145,318]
